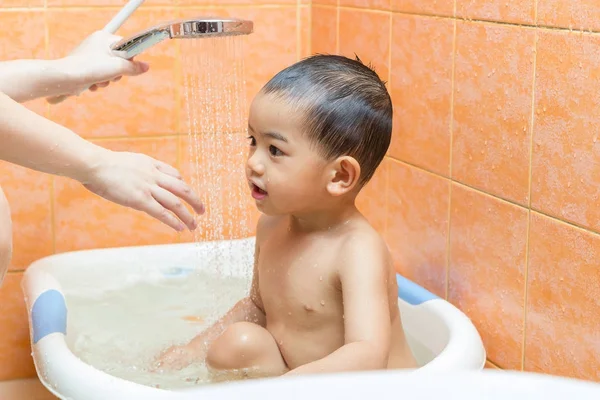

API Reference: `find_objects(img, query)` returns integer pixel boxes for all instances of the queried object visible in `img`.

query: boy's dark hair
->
[260,54,392,186]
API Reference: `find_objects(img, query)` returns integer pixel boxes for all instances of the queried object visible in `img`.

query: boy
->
[155,54,417,378]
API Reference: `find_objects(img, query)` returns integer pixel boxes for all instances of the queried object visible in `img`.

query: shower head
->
[112,17,253,59]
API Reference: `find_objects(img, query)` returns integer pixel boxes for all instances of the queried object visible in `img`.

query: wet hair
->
[260,54,392,186]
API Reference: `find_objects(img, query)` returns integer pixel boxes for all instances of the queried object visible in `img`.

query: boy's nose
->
[246,153,265,175]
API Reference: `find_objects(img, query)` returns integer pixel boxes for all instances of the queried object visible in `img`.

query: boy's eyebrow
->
[248,124,288,143]
[263,132,288,143]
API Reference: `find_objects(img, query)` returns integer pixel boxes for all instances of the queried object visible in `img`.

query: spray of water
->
[181,36,253,276]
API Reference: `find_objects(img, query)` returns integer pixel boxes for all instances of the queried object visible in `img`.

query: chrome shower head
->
[112,17,253,58]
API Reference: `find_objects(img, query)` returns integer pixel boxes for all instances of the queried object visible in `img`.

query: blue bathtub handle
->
[396,274,439,305]
[31,289,67,344]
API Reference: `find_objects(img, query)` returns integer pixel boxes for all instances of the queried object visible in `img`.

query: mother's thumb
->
[118,59,150,76]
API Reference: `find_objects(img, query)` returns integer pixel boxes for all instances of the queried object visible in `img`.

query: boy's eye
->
[247,136,256,146]
[269,145,283,157]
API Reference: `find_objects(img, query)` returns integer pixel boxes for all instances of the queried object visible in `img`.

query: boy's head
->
[246,54,392,216]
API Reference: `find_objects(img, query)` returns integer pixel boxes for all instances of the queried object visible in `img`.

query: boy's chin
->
[255,202,286,217]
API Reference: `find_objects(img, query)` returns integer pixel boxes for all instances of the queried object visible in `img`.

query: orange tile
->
[53,138,181,252]
[538,0,600,31]
[0,10,47,116]
[456,0,536,24]
[391,0,454,16]
[300,5,312,59]
[0,0,44,7]
[340,0,390,10]
[313,0,337,5]
[356,158,389,236]
[452,22,535,205]
[47,0,171,5]
[389,14,453,176]
[0,272,36,380]
[385,161,449,298]
[178,0,295,5]
[0,163,52,270]
[47,8,177,138]
[179,134,254,242]
[448,183,528,369]
[525,213,600,380]
[312,6,337,55]
[531,31,600,233]
[0,11,45,58]
[339,9,391,83]
[179,7,298,112]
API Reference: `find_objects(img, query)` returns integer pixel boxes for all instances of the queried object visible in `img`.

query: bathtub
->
[22,237,486,400]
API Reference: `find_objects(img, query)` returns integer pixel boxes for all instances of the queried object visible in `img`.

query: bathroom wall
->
[0,0,309,381]
[312,0,600,381]
[1,0,599,385]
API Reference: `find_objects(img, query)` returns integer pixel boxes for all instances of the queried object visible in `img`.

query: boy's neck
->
[288,201,359,233]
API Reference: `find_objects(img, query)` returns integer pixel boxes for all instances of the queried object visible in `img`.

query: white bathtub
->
[22,237,486,400]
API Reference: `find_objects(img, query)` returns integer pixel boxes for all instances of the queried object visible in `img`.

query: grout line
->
[3,5,599,35]
[388,156,600,238]
[383,156,391,236]
[391,156,529,207]
[486,359,503,369]
[50,177,56,255]
[387,11,392,85]
[307,2,312,56]
[7,268,26,274]
[335,0,340,54]
[296,0,301,61]
[521,210,532,371]
[338,5,393,13]
[522,13,539,368]
[445,18,458,301]
[87,134,180,142]
[45,0,56,256]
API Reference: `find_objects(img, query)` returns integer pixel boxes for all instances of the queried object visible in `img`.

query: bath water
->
[64,271,249,390]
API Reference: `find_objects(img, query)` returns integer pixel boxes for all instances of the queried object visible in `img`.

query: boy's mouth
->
[250,182,268,200]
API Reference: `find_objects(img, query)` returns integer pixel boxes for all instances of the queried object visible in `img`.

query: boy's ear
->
[325,156,361,196]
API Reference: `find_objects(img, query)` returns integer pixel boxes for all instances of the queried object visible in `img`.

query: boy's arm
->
[154,219,267,370]
[285,235,392,376]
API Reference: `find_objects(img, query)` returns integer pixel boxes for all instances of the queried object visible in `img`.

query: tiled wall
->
[313,0,600,381]
[1,0,599,385]
[0,0,309,380]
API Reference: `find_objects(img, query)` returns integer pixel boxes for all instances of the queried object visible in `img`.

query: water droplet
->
[319,276,323,281]
[320,300,325,306]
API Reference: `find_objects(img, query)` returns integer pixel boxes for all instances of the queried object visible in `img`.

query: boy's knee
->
[0,187,12,286]
[206,322,268,370]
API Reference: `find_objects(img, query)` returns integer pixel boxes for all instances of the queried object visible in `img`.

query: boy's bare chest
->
[257,238,343,320]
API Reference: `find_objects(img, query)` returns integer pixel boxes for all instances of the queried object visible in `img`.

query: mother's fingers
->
[136,194,185,232]
[155,161,183,180]
[158,175,205,215]
[151,186,197,231]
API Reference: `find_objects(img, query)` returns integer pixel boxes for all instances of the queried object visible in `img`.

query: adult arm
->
[0,91,204,231]
[0,31,148,103]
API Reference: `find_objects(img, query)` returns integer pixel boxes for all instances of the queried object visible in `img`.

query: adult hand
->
[82,149,204,232]
[55,30,149,99]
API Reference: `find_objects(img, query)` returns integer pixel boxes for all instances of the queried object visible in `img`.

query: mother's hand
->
[81,149,204,232]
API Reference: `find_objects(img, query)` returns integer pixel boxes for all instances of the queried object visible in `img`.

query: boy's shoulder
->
[338,218,392,269]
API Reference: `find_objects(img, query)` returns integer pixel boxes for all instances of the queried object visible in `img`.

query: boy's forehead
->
[249,93,305,131]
